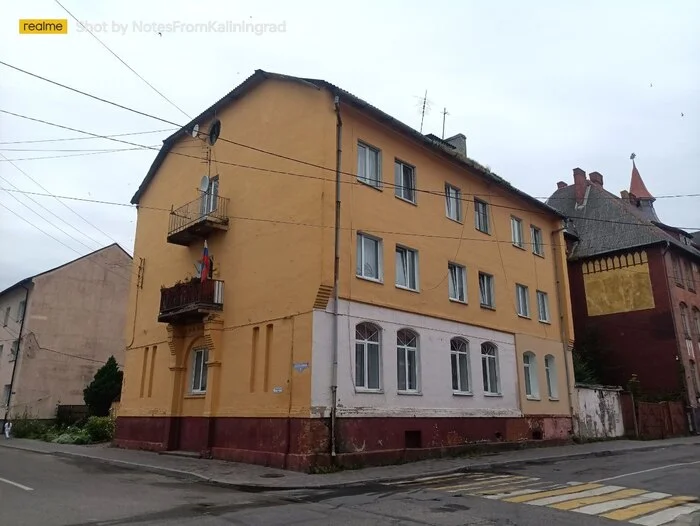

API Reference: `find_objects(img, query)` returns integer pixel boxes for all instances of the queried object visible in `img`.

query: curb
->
[0,440,695,491]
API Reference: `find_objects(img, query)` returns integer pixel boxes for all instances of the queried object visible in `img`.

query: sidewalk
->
[1,436,698,490]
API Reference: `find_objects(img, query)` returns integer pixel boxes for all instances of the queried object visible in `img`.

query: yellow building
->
[116,70,575,470]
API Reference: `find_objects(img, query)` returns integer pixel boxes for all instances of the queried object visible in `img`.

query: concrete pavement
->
[1,435,698,490]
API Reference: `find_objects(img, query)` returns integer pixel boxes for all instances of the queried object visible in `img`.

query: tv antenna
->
[441,107,449,139]
[415,90,432,133]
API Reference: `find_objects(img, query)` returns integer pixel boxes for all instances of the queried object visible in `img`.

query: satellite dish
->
[199,175,210,192]
[207,119,221,146]
[191,124,200,138]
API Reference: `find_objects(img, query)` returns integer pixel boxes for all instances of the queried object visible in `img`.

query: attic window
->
[682,236,691,246]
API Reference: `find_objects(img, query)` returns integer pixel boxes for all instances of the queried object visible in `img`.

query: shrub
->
[52,429,91,445]
[83,356,123,417]
[9,411,47,439]
[84,416,115,443]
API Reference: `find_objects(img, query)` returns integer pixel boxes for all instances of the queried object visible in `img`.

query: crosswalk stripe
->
[433,475,518,492]
[575,492,671,515]
[552,488,647,510]
[527,485,626,506]
[484,485,566,500]
[469,478,542,495]
[474,479,555,496]
[504,483,602,503]
[629,503,700,526]
[602,496,698,521]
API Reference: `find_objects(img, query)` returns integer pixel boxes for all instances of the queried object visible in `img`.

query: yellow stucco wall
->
[121,79,335,418]
[583,251,654,316]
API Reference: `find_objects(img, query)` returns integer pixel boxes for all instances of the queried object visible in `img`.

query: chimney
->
[589,171,604,186]
[557,181,567,189]
[445,133,467,157]
[573,167,587,205]
[620,190,630,202]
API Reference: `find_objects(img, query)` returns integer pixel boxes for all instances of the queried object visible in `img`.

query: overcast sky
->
[1,0,698,290]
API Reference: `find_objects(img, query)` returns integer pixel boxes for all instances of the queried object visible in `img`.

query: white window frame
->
[191,348,209,394]
[531,226,544,256]
[395,245,419,291]
[516,284,530,318]
[523,352,540,399]
[511,216,524,248]
[680,304,691,338]
[356,233,383,282]
[481,342,500,395]
[394,160,416,203]
[474,199,490,234]
[448,263,467,303]
[685,260,695,291]
[694,308,700,337]
[396,329,419,393]
[450,338,471,394]
[3,307,9,327]
[355,323,382,391]
[545,354,559,400]
[357,141,381,188]
[479,272,495,308]
[445,184,462,222]
[537,290,550,323]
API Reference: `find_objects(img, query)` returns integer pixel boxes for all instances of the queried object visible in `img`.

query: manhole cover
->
[259,473,285,478]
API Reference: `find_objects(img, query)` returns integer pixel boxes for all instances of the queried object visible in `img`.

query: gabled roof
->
[131,70,563,219]
[0,243,132,298]
[546,184,700,261]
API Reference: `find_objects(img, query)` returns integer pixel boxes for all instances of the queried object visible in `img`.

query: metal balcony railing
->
[167,194,229,245]
[158,279,224,324]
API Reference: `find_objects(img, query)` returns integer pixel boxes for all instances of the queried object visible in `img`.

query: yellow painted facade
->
[120,75,575,424]
[583,251,655,316]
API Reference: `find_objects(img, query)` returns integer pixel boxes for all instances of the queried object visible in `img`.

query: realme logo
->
[19,19,68,34]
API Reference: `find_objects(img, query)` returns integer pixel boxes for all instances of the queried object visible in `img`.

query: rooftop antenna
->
[441,107,449,139]
[415,90,432,133]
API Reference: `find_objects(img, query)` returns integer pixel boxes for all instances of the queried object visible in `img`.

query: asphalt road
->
[0,444,698,526]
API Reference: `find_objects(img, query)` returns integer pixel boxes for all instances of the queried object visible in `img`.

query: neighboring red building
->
[547,162,700,431]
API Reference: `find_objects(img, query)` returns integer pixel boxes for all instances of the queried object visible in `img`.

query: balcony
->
[158,279,224,325]
[167,194,229,246]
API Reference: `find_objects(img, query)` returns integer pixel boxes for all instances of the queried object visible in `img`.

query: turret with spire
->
[628,153,659,222]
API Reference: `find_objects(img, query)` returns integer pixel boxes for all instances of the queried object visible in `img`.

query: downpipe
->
[331,96,342,458]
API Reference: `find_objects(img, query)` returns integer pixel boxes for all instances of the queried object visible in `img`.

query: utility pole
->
[441,107,449,139]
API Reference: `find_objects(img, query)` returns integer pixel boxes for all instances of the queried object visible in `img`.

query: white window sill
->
[484,392,503,397]
[446,216,463,225]
[517,314,531,320]
[476,228,491,236]
[526,395,541,401]
[357,275,383,284]
[395,195,417,206]
[355,388,383,394]
[397,390,422,396]
[534,252,545,259]
[539,319,551,325]
[396,284,420,293]
[513,243,526,250]
[452,391,473,397]
[185,393,206,399]
[480,304,496,311]
[549,397,560,402]
[449,298,468,305]
[358,178,382,191]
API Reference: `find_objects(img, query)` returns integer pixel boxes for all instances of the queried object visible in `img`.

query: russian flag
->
[201,240,210,283]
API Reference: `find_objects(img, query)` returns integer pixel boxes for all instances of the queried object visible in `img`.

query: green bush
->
[84,416,115,443]
[9,411,47,439]
[52,429,91,445]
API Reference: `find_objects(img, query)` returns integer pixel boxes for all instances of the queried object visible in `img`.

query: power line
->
[54,0,191,121]
[0,146,156,162]
[0,128,175,145]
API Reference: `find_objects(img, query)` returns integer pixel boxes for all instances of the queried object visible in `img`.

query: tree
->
[83,356,123,417]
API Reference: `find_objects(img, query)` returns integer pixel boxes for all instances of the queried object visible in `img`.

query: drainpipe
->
[551,224,576,424]
[3,284,30,429]
[331,96,342,458]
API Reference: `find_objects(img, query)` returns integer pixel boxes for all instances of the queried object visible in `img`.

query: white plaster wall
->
[312,300,520,418]
[574,386,624,439]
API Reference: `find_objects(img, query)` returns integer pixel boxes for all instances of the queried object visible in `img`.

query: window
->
[545,355,558,399]
[396,329,419,392]
[450,338,470,393]
[357,142,381,187]
[685,261,695,291]
[474,199,490,233]
[17,301,26,322]
[537,291,550,323]
[680,303,691,338]
[448,263,466,303]
[191,348,208,393]
[479,272,495,308]
[395,246,418,290]
[2,385,9,406]
[356,233,383,281]
[3,306,9,327]
[9,340,18,362]
[394,160,415,203]
[511,216,524,248]
[481,343,500,394]
[200,175,219,215]
[531,226,544,256]
[445,184,462,221]
[523,352,539,399]
[516,284,530,317]
[355,323,381,390]
[673,256,684,286]
[0,344,3,360]
[694,308,700,338]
